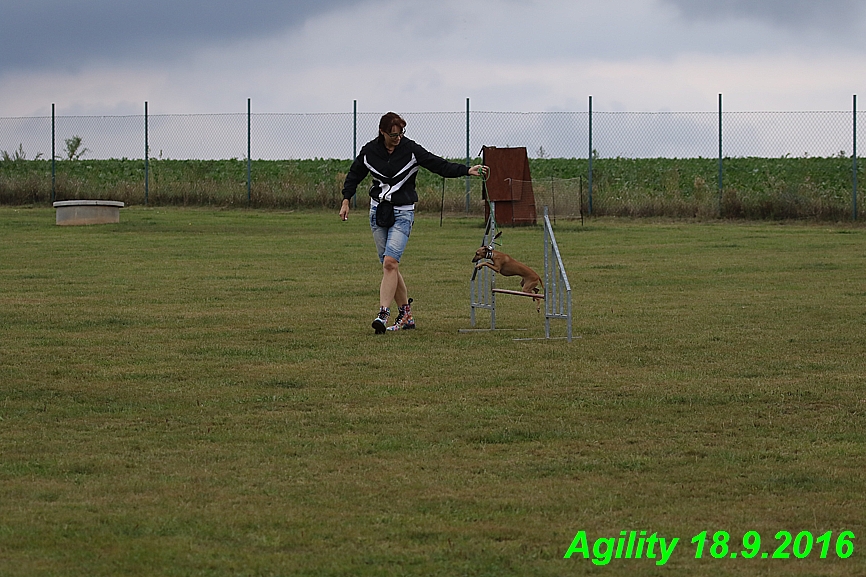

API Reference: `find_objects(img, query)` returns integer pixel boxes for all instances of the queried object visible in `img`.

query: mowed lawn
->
[0,207,864,577]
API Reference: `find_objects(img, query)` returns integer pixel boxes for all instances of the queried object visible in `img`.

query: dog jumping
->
[472,232,544,311]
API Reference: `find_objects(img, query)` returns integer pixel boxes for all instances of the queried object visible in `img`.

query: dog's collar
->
[484,246,494,259]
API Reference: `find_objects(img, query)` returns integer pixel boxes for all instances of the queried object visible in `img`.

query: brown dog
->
[472,232,544,310]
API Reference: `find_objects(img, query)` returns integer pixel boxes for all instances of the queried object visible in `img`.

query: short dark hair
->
[378,112,406,134]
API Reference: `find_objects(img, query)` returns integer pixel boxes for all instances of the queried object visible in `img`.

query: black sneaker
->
[372,307,389,334]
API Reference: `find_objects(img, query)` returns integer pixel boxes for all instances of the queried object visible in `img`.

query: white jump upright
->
[468,205,573,341]
[469,204,499,329]
[542,206,573,341]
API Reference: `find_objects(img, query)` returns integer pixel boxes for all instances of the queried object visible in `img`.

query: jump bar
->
[491,289,544,299]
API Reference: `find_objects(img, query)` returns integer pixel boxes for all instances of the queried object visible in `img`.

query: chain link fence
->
[1,100,862,220]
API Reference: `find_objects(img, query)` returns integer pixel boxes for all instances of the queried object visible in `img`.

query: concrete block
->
[53,200,124,226]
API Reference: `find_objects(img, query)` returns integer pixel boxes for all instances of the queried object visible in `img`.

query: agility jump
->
[465,205,573,342]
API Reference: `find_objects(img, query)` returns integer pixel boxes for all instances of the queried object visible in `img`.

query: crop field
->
[1,207,864,576]
[0,156,861,220]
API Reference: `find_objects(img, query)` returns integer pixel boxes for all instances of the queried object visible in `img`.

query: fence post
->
[51,103,55,203]
[588,95,593,216]
[465,97,471,213]
[718,94,723,209]
[854,94,858,221]
[352,99,357,209]
[144,101,149,206]
[247,98,252,204]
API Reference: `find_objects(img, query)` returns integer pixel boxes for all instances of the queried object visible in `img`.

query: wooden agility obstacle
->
[481,146,537,226]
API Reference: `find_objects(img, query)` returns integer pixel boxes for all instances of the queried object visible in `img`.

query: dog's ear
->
[493,231,502,240]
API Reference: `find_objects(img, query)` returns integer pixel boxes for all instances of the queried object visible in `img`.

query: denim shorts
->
[370,205,414,263]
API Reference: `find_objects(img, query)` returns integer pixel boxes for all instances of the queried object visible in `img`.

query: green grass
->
[0,158,482,213]
[1,157,861,220]
[1,207,865,576]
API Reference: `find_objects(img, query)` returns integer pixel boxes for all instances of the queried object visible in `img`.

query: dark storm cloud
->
[662,0,865,30]
[0,0,361,74]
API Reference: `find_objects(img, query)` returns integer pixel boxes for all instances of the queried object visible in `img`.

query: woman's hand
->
[468,165,489,178]
[339,199,350,221]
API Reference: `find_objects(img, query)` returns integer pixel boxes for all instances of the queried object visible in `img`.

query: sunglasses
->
[385,130,405,139]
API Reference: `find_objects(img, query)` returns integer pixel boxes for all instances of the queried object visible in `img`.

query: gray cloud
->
[2,0,865,117]
[0,0,360,74]
[662,0,865,30]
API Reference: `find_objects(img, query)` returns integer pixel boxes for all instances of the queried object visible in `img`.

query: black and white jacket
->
[341,136,469,207]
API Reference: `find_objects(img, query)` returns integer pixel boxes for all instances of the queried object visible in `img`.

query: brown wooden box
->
[481,146,536,225]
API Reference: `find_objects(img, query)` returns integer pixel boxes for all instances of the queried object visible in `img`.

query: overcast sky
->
[2,0,865,116]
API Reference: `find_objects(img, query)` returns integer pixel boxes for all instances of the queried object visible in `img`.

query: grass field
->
[1,207,864,576]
